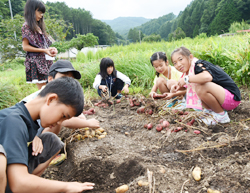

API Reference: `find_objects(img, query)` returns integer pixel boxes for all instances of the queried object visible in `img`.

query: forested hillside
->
[0,0,117,45]
[103,17,150,36]
[129,0,250,41]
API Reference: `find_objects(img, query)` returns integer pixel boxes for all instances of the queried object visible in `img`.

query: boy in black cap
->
[22,60,99,159]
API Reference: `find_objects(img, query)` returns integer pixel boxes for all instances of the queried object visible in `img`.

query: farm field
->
[43,94,250,193]
[1,34,250,192]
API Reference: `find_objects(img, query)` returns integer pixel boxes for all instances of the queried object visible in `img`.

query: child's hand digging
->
[32,136,43,156]
[65,182,95,192]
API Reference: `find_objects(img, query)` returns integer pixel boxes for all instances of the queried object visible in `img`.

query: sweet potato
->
[88,108,95,113]
[94,103,99,106]
[137,106,145,114]
[144,124,148,128]
[159,119,165,124]
[153,93,167,99]
[156,124,163,132]
[187,119,195,126]
[174,127,182,132]
[116,99,121,103]
[162,121,170,128]
[83,111,93,115]
[192,166,201,181]
[146,109,153,115]
[147,123,153,130]
[115,185,129,193]
[129,98,134,107]
[194,130,201,134]
[134,102,141,106]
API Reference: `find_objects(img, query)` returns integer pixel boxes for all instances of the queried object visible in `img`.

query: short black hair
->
[99,57,117,79]
[38,77,84,116]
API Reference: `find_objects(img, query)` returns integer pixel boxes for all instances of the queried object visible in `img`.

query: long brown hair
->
[24,0,46,34]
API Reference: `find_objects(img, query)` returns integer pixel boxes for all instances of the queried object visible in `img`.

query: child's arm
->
[61,117,100,129]
[22,38,56,57]
[163,89,186,100]
[149,84,158,98]
[178,71,212,87]
[116,71,131,87]
[7,164,94,192]
[122,84,130,94]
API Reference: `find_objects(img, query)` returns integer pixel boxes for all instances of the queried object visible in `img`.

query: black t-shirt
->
[0,102,39,166]
[194,59,241,101]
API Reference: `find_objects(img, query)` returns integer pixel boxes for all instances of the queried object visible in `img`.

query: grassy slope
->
[0,33,249,109]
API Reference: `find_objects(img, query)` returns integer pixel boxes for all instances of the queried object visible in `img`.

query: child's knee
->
[167,80,177,89]
[195,84,204,96]
[156,77,166,85]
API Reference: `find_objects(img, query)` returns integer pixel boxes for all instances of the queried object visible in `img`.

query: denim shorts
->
[221,89,241,111]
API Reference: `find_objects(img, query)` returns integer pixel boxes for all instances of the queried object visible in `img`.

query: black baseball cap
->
[49,60,81,79]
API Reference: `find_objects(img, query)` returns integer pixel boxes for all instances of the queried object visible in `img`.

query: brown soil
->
[42,91,250,193]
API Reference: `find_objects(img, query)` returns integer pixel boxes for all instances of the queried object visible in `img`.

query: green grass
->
[1,33,249,109]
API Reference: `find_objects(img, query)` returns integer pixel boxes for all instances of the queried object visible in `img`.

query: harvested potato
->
[76,134,82,141]
[192,166,201,181]
[96,131,102,135]
[207,188,221,193]
[138,180,149,186]
[91,130,96,137]
[115,185,129,193]
[98,135,106,139]
[96,127,105,133]
[85,130,90,136]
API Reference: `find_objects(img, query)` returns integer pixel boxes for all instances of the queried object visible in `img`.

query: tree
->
[127,28,140,42]
[193,24,200,37]
[0,0,9,20]
[0,13,71,62]
[91,19,116,45]
[229,20,250,33]
[142,34,161,42]
[69,33,98,51]
[0,14,24,61]
[209,0,241,35]
[168,27,186,41]
[159,21,173,40]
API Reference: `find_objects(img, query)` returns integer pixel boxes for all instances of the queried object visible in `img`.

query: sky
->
[45,0,193,20]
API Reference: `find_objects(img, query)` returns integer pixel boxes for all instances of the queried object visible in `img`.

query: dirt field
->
[42,90,250,193]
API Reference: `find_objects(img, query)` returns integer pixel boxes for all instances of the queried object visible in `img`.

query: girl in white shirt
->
[93,57,131,99]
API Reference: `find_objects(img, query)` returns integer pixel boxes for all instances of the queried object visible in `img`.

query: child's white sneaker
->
[213,111,230,124]
[203,109,213,114]
[201,111,230,126]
